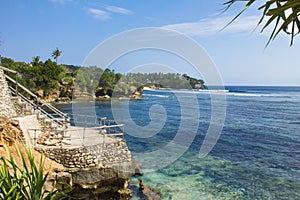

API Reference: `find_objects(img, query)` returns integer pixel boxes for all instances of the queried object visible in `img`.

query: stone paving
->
[64,125,117,147]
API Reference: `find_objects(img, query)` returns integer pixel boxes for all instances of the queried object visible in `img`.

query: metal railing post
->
[63,115,67,137]
[83,116,87,146]
[36,97,39,110]
[34,129,37,146]
[15,73,18,96]
[82,127,85,146]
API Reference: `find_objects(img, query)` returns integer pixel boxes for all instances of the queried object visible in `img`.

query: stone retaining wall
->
[0,69,17,118]
[36,139,132,168]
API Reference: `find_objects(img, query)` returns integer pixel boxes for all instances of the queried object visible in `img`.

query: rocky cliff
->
[35,138,142,199]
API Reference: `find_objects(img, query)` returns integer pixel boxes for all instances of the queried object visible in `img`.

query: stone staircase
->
[11,96,35,116]
[0,66,70,146]
[11,93,69,146]
[1,65,123,148]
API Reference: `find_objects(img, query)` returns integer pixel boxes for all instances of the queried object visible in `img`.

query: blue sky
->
[0,0,299,86]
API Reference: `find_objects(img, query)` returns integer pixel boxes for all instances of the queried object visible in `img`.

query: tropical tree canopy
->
[52,47,62,63]
[224,0,300,46]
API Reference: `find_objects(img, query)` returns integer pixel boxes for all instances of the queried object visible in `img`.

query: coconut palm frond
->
[224,0,300,46]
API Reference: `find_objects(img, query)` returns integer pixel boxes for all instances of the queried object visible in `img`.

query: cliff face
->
[95,85,144,99]
[44,161,141,199]
[36,138,142,199]
[70,162,140,199]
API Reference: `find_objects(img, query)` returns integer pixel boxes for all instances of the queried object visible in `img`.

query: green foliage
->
[74,66,103,94]
[224,0,300,46]
[0,145,71,199]
[1,57,68,97]
[98,69,122,90]
[113,83,131,96]
[62,77,74,86]
[31,56,41,66]
[182,74,205,89]
[96,70,206,97]
[122,72,205,90]
[1,56,205,99]
[95,68,124,96]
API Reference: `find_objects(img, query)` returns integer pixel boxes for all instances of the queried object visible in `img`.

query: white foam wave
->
[143,94,170,98]
[227,92,300,98]
[144,89,300,99]
[228,93,263,97]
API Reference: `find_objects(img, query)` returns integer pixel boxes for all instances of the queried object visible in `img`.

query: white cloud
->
[88,8,110,21]
[162,16,260,37]
[105,6,133,15]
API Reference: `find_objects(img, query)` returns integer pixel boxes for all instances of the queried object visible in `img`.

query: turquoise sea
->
[55,86,300,200]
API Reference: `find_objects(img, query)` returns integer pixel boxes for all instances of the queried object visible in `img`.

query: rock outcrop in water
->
[138,178,161,200]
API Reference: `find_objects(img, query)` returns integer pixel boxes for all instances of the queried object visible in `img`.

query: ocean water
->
[55,86,300,200]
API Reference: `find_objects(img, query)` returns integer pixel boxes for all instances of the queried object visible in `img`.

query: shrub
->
[0,145,71,200]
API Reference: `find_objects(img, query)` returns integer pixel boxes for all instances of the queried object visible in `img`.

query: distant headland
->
[1,57,206,102]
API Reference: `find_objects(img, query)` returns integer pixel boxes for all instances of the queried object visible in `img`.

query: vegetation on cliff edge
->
[1,56,206,101]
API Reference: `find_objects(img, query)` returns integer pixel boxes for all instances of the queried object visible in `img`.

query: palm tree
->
[224,0,300,46]
[52,47,62,63]
[32,56,40,66]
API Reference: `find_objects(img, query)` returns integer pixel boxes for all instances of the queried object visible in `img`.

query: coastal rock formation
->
[35,138,143,198]
[95,85,144,99]
[138,178,161,200]
[130,86,144,99]
[0,116,24,146]
[129,84,162,99]
[95,84,163,99]
[70,163,137,199]
[44,160,142,199]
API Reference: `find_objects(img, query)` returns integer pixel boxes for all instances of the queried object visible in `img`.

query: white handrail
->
[9,86,65,127]
[5,74,37,98]
[3,67,69,130]
[2,65,67,118]
[0,66,17,74]
[99,124,125,128]
[5,74,68,120]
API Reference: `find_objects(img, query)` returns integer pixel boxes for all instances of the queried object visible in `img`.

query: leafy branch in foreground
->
[224,0,300,46]
[0,145,71,200]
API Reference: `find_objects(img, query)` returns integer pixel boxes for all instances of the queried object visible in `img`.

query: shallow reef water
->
[56,86,300,199]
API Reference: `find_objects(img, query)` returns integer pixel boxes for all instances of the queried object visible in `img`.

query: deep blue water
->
[55,86,300,199]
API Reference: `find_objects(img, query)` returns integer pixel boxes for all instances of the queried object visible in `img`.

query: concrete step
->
[25,104,34,113]
[56,127,65,132]
[11,96,19,101]
[37,113,46,120]
[18,101,26,106]
[32,109,39,115]
[51,122,57,128]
